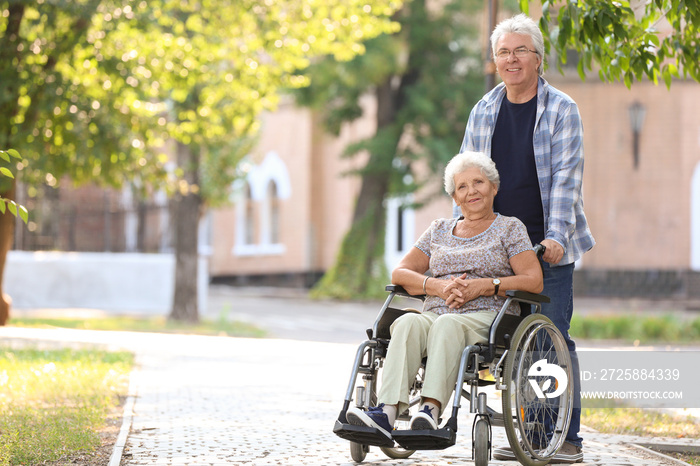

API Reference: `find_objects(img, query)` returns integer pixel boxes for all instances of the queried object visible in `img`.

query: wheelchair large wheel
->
[502,314,573,466]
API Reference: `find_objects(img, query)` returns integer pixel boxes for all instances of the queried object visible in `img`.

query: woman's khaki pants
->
[377,311,496,416]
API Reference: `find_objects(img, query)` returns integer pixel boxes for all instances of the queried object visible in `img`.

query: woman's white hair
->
[491,14,545,76]
[444,151,500,196]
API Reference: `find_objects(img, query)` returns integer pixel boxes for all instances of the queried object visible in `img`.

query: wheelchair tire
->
[350,442,368,462]
[501,313,573,466]
[380,445,416,459]
[473,417,490,466]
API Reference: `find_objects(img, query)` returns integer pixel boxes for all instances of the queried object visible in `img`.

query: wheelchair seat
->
[373,307,421,340]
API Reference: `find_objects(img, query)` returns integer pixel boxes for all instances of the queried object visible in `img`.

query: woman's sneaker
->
[346,404,393,440]
[493,441,583,463]
[409,405,438,430]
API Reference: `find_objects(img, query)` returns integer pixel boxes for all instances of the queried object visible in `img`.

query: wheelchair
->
[333,254,574,465]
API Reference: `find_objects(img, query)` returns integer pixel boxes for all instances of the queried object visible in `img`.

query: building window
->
[385,196,415,272]
[233,151,290,257]
[267,180,280,244]
[244,183,256,245]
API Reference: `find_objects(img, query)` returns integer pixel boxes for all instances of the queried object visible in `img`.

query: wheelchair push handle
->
[534,243,546,257]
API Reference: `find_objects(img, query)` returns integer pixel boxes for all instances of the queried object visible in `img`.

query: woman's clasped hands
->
[440,273,490,309]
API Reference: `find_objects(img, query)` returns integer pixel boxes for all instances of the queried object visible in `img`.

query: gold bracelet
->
[422,276,430,294]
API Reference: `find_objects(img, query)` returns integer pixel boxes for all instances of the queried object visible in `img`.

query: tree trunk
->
[168,142,201,323]
[0,181,16,325]
[311,81,399,300]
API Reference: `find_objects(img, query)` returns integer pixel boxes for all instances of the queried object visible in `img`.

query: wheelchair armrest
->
[385,284,426,300]
[505,289,550,304]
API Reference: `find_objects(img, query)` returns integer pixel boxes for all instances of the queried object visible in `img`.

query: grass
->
[582,402,700,464]
[9,315,266,338]
[582,404,700,438]
[0,347,133,465]
[571,313,700,344]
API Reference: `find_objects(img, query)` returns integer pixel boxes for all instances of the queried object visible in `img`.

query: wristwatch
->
[492,278,501,298]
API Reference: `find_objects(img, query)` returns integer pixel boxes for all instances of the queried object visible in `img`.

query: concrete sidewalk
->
[0,325,695,466]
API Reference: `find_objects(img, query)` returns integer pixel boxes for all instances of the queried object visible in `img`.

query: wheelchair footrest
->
[392,427,457,450]
[333,420,395,447]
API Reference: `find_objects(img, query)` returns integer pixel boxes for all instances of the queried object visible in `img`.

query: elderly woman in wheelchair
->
[334,151,574,465]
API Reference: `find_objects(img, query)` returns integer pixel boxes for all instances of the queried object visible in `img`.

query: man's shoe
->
[550,442,584,464]
[409,405,438,430]
[493,442,583,464]
[346,404,393,440]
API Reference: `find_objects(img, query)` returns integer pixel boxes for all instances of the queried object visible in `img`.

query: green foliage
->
[0,0,403,198]
[524,0,700,88]
[0,149,27,224]
[296,0,484,190]
[1,1,151,189]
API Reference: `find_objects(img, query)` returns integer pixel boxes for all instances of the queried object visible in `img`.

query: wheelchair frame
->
[333,282,574,465]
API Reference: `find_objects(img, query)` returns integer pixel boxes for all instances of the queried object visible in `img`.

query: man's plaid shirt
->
[458,77,595,266]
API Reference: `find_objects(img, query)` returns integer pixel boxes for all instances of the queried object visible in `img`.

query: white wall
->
[692,162,700,270]
[5,251,208,314]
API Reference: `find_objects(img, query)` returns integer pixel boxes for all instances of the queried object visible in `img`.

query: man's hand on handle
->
[540,239,564,264]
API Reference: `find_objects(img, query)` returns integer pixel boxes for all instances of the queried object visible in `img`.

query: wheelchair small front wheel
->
[502,313,573,466]
[473,417,490,466]
[380,445,415,460]
[380,403,417,459]
[350,441,368,462]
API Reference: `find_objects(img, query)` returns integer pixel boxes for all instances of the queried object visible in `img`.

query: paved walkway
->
[1,324,696,466]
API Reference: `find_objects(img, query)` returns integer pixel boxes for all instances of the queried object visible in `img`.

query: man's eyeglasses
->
[496,47,538,59]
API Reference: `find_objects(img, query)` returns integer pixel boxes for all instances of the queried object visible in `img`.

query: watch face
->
[493,279,501,285]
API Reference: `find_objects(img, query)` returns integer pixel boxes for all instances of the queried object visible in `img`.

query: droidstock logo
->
[528,359,568,399]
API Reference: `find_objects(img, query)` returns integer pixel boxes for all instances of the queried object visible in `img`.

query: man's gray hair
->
[444,151,500,196]
[491,13,545,76]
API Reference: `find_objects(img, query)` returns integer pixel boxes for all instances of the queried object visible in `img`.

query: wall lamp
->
[628,101,646,169]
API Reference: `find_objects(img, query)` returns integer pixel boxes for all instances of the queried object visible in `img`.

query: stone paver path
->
[1,327,694,465]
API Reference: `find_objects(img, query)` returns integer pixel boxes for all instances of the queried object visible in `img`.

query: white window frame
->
[233,151,290,257]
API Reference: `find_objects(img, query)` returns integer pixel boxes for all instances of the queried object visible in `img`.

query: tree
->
[0,0,402,324]
[0,1,133,327]
[295,0,484,299]
[523,0,700,87]
[0,148,26,326]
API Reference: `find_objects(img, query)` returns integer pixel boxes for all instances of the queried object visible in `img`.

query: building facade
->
[209,76,700,299]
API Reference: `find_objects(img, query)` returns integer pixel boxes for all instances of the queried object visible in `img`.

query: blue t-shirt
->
[490,95,545,245]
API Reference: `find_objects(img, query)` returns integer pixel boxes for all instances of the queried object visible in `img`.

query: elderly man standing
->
[458,13,595,464]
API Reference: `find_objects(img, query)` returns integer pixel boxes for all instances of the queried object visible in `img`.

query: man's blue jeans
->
[540,261,583,447]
